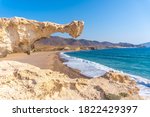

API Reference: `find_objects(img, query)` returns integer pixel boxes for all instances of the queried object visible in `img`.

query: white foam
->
[60,52,150,99]
[126,74,150,99]
[60,52,114,77]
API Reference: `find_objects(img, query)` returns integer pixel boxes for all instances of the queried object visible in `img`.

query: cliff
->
[0,17,84,57]
[0,61,141,100]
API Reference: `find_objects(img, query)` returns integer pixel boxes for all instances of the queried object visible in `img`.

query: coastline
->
[0,51,143,100]
[0,51,88,79]
[61,50,150,99]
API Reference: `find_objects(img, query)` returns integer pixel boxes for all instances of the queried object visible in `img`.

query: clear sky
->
[0,0,150,44]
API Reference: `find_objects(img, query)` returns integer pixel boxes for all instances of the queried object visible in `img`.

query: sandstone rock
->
[0,61,142,100]
[0,61,104,100]
[103,71,135,84]
[0,17,84,57]
[75,47,81,51]
[63,46,71,50]
[0,47,7,57]
[102,71,141,99]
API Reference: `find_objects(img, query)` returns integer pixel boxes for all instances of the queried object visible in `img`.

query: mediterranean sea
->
[60,48,150,98]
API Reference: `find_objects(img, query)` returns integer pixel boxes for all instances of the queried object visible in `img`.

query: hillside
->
[140,42,150,48]
[33,36,137,51]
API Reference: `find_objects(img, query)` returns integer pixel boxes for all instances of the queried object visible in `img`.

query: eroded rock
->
[0,61,142,100]
[102,71,141,99]
[0,17,84,57]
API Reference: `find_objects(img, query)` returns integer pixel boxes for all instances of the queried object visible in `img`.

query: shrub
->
[119,92,128,97]
[105,93,121,100]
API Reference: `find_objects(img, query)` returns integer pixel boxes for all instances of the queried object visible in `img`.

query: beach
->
[0,51,88,79]
[0,51,142,100]
[63,48,150,99]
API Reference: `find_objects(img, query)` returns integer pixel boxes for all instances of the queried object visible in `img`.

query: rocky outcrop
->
[0,61,141,100]
[102,71,141,99]
[0,17,84,57]
[103,71,136,84]
[0,61,105,100]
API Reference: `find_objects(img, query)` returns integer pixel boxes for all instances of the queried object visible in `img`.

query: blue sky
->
[0,0,150,44]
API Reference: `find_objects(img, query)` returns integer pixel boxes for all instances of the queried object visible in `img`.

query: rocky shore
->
[0,52,142,100]
[0,17,142,100]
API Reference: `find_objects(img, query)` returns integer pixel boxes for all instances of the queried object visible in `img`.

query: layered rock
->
[0,17,84,56]
[0,61,141,100]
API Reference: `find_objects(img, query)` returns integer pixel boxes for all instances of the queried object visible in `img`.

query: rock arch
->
[0,17,84,57]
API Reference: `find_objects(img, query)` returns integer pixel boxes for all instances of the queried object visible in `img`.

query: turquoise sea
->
[60,48,150,98]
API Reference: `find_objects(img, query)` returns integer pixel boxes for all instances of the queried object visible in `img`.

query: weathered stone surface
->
[0,61,104,100]
[102,71,141,99]
[103,71,135,84]
[0,17,84,56]
[0,61,142,100]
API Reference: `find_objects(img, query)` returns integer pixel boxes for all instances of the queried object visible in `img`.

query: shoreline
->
[61,50,150,100]
[49,52,90,79]
[0,50,145,99]
[0,51,89,79]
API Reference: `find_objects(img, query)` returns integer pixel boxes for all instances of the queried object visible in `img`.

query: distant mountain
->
[139,42,150,48]
[34,36,136,48]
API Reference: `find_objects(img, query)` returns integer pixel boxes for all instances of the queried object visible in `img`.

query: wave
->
[60,52,150,99]
[60,52,114,77]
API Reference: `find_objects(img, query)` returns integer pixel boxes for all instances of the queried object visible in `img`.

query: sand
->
[0,51,142,100]
[0,51,88,79]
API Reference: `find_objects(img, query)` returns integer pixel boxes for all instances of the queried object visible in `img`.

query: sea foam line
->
[60,52,114,77]
[60,52,150,99]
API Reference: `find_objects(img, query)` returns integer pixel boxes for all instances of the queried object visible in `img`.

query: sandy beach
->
[0,51,88,79]
[0,51,142,100]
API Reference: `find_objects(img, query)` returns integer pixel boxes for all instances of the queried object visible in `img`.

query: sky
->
[0,0,150,44]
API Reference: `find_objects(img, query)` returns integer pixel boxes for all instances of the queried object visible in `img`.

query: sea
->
[60,48,150,99]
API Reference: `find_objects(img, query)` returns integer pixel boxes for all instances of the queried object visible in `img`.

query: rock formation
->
[102,71,140,99]
[0,61,141,100]
[0,17,84,57]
